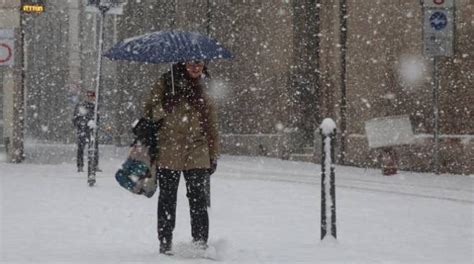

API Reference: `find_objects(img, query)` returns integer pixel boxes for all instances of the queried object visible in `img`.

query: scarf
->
[163,73,213,146]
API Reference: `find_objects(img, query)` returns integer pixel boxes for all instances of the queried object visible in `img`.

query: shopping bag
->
[115,140,157,198]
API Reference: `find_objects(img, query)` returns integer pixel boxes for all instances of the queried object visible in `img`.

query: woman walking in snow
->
[144,61,219,255]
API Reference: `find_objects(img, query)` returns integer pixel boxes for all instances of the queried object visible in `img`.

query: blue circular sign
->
[430,11,448,30]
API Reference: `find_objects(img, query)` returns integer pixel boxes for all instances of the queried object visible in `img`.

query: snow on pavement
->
[0,145,472,263]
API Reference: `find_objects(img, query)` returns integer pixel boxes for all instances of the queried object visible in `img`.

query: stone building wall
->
[318,0,473,174]
[108,0,474,174]
[14,0,472,173]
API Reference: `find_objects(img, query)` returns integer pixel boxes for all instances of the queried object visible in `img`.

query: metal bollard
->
[320,118,337,240]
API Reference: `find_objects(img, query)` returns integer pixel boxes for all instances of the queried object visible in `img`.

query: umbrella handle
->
[170,63,175,95]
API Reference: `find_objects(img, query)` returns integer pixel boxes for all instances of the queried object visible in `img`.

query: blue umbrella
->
[104,30,233,64]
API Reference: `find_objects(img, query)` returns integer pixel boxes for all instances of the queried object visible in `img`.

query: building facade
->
[318,0,473,174]
[3,0,472,174]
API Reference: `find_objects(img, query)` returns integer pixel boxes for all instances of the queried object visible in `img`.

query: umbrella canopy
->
[104,31,233,64]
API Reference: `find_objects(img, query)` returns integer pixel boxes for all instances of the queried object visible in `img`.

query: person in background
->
[72,90,100,172]
[144,61,219,255]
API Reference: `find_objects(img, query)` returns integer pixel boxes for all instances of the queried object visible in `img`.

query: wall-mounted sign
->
[365,115,415,149]
[21,0,45,13]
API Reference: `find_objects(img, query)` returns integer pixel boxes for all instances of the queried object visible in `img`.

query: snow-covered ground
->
[1,144,473,263]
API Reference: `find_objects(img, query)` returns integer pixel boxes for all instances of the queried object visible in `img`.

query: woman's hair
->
[162,62,210,109]
[171,62,187,81]
[162,62,213,141]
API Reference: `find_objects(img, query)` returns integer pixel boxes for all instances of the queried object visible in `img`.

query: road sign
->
[423,7,454,57]
[0,29,14,66]
[424,0,454,8]
[430,11,448,30]
[0,29,14,39]
[0,41,14,65]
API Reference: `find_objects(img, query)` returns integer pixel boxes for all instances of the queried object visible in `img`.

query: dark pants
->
[157,169,209,245]
[76,131,99,169]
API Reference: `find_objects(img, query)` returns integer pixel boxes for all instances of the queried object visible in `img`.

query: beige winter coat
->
[144,76,219,171]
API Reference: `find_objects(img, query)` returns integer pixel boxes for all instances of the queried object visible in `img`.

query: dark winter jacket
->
[144,72,219,171]
[72,101,96,135]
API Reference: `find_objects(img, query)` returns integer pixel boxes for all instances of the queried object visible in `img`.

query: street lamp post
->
[86,0,124,186]
[87,5,107,186]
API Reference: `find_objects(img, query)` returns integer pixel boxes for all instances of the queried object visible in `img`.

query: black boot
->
[192,240,208,250]
[159,239,173,255]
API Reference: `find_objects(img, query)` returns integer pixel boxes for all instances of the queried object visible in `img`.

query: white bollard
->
[320,118,337,240]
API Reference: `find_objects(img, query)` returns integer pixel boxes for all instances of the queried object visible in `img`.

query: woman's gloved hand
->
[132,118,162,146]
[208,159,217,175]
